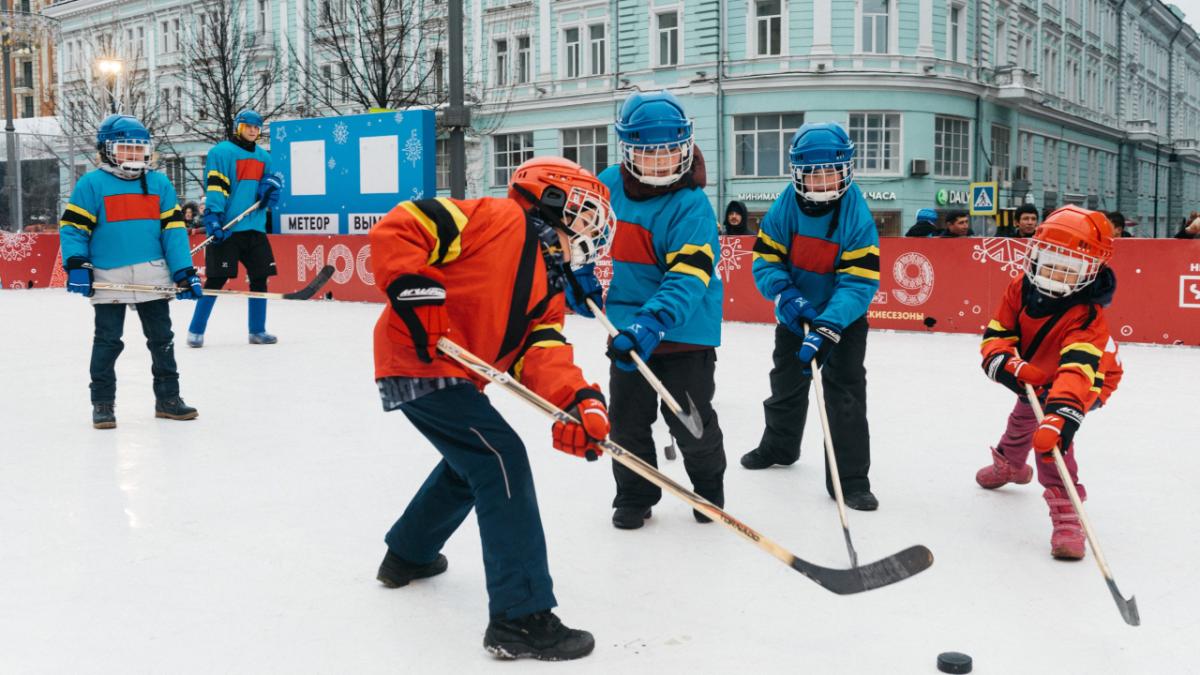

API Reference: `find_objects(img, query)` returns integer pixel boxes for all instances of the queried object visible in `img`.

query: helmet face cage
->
[561,186,615,267]
[1023,240,1104,298]
[790,160,854,203]
[105,138,153,174]
[619,138,695,187]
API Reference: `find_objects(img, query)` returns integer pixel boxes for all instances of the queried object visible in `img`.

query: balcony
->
[993,66,1043,104]
[1125,119,1158,143]
[1174,138,1200,159]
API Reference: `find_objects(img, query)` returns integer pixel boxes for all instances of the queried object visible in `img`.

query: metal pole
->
[2,0,19,231]
[447,0,468,199]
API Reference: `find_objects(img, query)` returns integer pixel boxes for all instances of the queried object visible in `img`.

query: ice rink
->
[2,289,1197,674]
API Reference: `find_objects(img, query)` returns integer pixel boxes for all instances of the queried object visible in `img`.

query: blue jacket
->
[752,184,880,331]
[598,165,723,347]
[59,168,190,273]
[204,139,272,232]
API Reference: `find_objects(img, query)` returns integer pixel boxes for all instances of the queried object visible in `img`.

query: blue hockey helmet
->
[615,90,694,187]
[916,208,938,223]
[234,109,264,138]
[788,122,855,204]
[96,114,152,177]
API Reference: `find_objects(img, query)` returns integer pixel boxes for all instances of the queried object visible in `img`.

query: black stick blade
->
[791,545,934,595]
[283,265,336,300]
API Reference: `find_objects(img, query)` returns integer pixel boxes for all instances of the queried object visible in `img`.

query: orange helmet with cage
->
[1024,205,1115,298]
[508,156,615,267]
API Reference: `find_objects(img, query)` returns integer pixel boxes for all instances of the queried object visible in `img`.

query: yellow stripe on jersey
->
[1059,342,1103,383]
[206,170,231,197]
[666,243,715,286]
[401,199,469,265]
[836,245,881,280]
[60,203,97,233]
[752,230,787,264]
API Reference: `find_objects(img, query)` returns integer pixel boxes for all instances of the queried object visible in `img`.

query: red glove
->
[1032,403,1084,462]
[983,352,1048,396]
[552,388,608,461]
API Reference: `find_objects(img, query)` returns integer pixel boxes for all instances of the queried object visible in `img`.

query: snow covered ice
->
[2,289,1197,673]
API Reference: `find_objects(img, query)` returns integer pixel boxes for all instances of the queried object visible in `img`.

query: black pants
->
[204,230,277,280]
[90,300,180,403]
[610,348,726,509]
[754,317,872,496]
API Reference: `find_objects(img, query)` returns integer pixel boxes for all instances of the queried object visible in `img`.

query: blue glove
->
[65,256,94,297]
[563,263,604,318]
[256,172,284,209]
[774,286,818,335]
[203,211,229,242]
[607,311,670,372]
[797,323,841,375]
[172,267,203,300]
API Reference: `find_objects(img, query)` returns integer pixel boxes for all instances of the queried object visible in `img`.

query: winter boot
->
[976,448,1034,489]
[740,447,784,470]
[843,490,879,511]
[186,332,204,348]
[612,506,651,530]
[376,549,448,588]
[1043,486,1087,560]
[483,610,595,661]
[248,332,278,345]
[155,397,198,421]
[92,402,116,430]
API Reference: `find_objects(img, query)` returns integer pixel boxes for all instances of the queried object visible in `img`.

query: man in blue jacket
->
[59,114,202,428]
[599,90,726,529]
[742,122,882,511]
[187,109,283,347]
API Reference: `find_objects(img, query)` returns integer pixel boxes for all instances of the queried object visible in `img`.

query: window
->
[562,127,609,176]
[994,18,1007,66]
[436,139,449,190]
[164,156,186,190]
[338,64,349,102]
[517,37,531,83]
[258,0,268,33]
[589,24,607,75]
[990,124,1010,183]
[848,112,901,174]
[934,115,970,178]
[493,132,534,185]
[175,85,184,120]
[19,60,32,88]
[172,19,180,52]
[434,49,444,97]
[20,95,33,118]
[734,113,804,177]
[564,28,580,78]
[161,87,173,123]
[655,11,679,67]
[862,0,888,54]
[321,64,333,102]
[756,0,783,56]
[949,4,964,62]
[495,39,509,86]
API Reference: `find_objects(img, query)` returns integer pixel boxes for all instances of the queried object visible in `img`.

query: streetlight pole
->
[97,58,122,114]
[2,0,19,231]
[446,0,468,199]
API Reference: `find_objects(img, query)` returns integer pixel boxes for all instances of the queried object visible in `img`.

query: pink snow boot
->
[1043,486,1087,560]
[975,448,1033,489]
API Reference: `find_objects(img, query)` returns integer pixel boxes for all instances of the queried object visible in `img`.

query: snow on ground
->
[1,289,1197,674]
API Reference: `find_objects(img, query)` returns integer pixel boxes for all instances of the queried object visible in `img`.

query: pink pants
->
[995,398,1082,491]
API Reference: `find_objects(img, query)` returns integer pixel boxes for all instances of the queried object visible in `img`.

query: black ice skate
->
[376,550,447,588]
[612,506,651,529]
[483,610,594,661]
[92,402,116,429]
[740,448,785,470]
[154,397,198,421]
[843,490,879,511]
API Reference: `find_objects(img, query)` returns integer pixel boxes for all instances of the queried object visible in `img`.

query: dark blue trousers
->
[90,300,180,403]
[386,383,556,619]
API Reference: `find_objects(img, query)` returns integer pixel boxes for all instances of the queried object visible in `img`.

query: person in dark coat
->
[905,208,940,237]
[723,200,750,235]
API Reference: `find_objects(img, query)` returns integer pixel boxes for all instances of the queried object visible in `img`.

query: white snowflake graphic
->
[971,237,1030,277]
[404,129,423,166]
[332,121,350,145]
[0,231,35,262]
[327,157,337,170]
[410,187,424,200]
[716,236,753,283]
[393,111,405,124]
[274,126,287,142]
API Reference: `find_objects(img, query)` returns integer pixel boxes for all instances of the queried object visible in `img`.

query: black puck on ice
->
[936,651,972,674]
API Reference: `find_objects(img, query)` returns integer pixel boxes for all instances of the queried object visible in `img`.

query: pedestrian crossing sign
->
[970,182,998,216]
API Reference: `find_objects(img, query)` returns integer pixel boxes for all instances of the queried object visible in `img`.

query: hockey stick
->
[189,201,262,255]
[809,361,859,568]
[94,264,335,301]
[1025,384,1141,626]
[585,298,704,439]
[437,336,934,594]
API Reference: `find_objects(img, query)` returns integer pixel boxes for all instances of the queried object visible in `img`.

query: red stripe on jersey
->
[236,159,265,181]
[103,194,160,222]
[788,235,839,275]
[610,220,658,265]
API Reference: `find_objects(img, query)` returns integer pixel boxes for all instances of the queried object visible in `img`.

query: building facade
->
[467,0,1200,237]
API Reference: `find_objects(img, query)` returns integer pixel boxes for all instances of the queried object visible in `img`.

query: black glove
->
[386,268,448,364]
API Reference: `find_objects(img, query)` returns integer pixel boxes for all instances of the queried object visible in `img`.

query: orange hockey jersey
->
[370,196,591,411]
[981,275,1122,412]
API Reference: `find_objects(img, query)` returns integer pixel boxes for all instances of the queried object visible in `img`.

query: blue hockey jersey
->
[598,165,723,347]
[751,183,880,331]
[204,139,272,232]
[59,168,190,273]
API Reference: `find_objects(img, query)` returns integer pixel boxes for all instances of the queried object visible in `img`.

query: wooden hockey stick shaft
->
[189,201,262,255]
[810,362,860,568]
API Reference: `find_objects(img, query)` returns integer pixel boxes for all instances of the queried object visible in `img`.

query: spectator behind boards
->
[905,208,940,237]
[723,200,750,235]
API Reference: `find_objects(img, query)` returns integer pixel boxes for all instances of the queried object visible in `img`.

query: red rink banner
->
[4,232,1198,346]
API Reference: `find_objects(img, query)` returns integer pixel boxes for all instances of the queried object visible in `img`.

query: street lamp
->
[96,58,122,113]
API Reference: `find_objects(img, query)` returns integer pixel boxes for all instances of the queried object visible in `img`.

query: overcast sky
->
[1165,0,1200,32]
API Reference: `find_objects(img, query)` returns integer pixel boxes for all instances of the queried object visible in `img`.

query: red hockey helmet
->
[508,156,614,267]
[1024,205,1114,297]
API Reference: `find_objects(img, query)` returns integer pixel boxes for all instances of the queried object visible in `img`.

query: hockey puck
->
[936,651,972,674]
